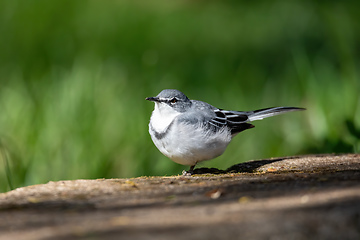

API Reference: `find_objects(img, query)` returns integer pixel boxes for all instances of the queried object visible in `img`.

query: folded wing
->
[209,107,305,135]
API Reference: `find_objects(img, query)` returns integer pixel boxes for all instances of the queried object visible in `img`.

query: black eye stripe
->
[169,97,178,104]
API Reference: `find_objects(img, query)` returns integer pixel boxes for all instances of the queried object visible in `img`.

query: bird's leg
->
[182,165,195,176]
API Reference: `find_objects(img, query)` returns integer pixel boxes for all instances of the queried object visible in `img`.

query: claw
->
[182,165,195,176]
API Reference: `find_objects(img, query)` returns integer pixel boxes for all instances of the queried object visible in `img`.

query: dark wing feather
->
[209,109,254,135]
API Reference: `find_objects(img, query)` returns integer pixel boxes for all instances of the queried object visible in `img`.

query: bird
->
[146,89,305,174]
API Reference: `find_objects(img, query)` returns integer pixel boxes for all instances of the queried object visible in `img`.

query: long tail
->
[247,107,305,121]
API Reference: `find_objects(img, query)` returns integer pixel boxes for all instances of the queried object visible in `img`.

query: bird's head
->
[146,89,192,114]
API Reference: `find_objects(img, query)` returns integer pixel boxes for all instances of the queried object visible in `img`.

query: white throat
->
[150,103,181,133]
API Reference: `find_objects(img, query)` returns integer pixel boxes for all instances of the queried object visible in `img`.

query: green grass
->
[0,0,359,192]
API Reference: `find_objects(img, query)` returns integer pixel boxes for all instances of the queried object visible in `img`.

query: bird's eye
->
[170,98,177,104]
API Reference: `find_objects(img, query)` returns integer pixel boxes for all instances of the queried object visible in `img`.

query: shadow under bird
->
[146,89,305,174]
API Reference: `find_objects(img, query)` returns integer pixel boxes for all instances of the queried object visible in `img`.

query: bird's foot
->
[182,170,192,176]
[182,165,195,176]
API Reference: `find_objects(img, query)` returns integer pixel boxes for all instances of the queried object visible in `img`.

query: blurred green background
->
[0,0,359,192]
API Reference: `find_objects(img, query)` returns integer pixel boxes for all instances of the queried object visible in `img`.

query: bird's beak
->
[145,97,160,102]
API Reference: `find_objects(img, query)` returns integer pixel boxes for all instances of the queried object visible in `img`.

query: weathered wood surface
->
[0,154,359,240]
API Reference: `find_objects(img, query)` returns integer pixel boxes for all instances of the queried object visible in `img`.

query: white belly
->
[149,120,232,166]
